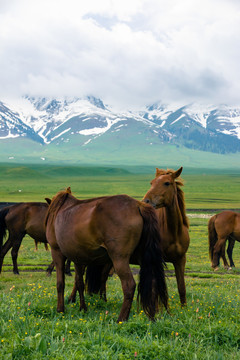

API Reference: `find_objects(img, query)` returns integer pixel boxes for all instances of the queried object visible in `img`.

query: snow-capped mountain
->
[0,96,240,155]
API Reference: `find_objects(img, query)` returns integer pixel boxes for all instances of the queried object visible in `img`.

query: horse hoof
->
[80,305,87,312]
[228,267,232,271]
[68,297,76,304]
[214,267,219,272]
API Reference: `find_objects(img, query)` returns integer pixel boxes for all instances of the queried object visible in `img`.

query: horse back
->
[53,195,143,261]
[215,211,240,240]
[5,202,48,241]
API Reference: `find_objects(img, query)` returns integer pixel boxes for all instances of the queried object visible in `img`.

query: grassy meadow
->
[0,163,240,359]
[0,163,239,209]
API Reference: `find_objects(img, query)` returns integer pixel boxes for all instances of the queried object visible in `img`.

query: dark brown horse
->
[45,188,168,322]
[142,167,190,306]
[0,202,71,275]
[208,210,240,270]
[85,167,189,307]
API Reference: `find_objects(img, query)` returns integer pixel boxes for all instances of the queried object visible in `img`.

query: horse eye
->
[164,181,170,186]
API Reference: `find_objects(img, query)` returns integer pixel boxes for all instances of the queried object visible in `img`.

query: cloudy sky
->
[0,0,240,109]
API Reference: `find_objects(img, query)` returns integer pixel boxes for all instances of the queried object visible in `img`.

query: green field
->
[1,217,240,359]
[0,163,239,209]
[0,163,240,359]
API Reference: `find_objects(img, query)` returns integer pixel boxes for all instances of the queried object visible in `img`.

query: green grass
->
[1,224,240,359]
[0,163,240,209]
[0,163,240,358]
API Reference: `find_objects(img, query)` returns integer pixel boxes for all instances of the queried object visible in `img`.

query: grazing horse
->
[208,210,240,270]
[84,167,189,307]
[0,202,71,275]
[142,167,190,306]
[45,188,168,322]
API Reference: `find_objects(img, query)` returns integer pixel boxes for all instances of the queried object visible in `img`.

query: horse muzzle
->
[142,198,157,208]
[142,197,165,209]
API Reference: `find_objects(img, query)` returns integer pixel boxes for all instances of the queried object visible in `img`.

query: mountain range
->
[0,96,240,167]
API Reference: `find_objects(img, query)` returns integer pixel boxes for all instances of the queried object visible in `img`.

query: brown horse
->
[45,188,168,322]
[142,167,190,306]
[0,202,71,275]
[84,167,189,307]
[208,210,240,270]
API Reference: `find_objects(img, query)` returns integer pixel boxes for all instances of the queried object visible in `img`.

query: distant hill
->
[0,96,240,169]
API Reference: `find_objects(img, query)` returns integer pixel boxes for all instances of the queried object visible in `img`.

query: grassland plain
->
[0,163,240,359]
[0,163,239,209]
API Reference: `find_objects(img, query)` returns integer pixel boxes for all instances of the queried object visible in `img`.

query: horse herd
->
[0,167,239,322]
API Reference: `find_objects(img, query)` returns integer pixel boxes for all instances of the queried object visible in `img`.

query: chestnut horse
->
[142,167,190,306]
[208,210,240,270]
[0,202,71,275]
[85,167,189,306]
[45,188,168,322]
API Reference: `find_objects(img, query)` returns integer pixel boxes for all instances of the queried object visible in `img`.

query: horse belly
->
[27,226,46,243]
[54,221,103,264]
[233,228,240,241]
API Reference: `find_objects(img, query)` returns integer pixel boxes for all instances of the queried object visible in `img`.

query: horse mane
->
[45,188,73,226]
[156,168,189,228]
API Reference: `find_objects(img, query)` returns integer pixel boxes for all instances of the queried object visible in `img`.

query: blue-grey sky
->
[0,0,240,109]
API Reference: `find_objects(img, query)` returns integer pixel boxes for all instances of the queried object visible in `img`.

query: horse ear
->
[45,197,51,205]
[155,168,161,176]
[173,167,183,179]
[66,187,72,194]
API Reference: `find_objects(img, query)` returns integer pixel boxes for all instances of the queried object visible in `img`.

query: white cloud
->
[0,0,240,108]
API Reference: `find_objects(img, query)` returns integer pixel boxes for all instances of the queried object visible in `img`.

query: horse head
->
[142,167,183,208]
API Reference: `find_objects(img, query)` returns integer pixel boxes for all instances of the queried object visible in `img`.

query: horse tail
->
[137,204,168,320]
[0,207,10,252]
[208,215,218,261]
[85,264,104,295]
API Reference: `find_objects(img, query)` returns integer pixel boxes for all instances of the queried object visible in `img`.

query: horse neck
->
[159,194,184,235]
[46,192,76,225]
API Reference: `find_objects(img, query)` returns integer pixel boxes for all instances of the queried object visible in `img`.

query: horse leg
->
[47,258,70,277]
[0,237,14,273]
[108,266,115,277]
[68,282,77,303]
[46,260,55,276]
[64,259,72,276]
[68,264,86,304]
[34,240,38,251]
[220,242,230,269]
[99,262,113,302]
[112,259,136,322]
[51,248,66,312]
[227,238,235,268]
[212,237,227,270]
[73,263,87,312]
[173,255,187,306]
[11,234,25,275]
